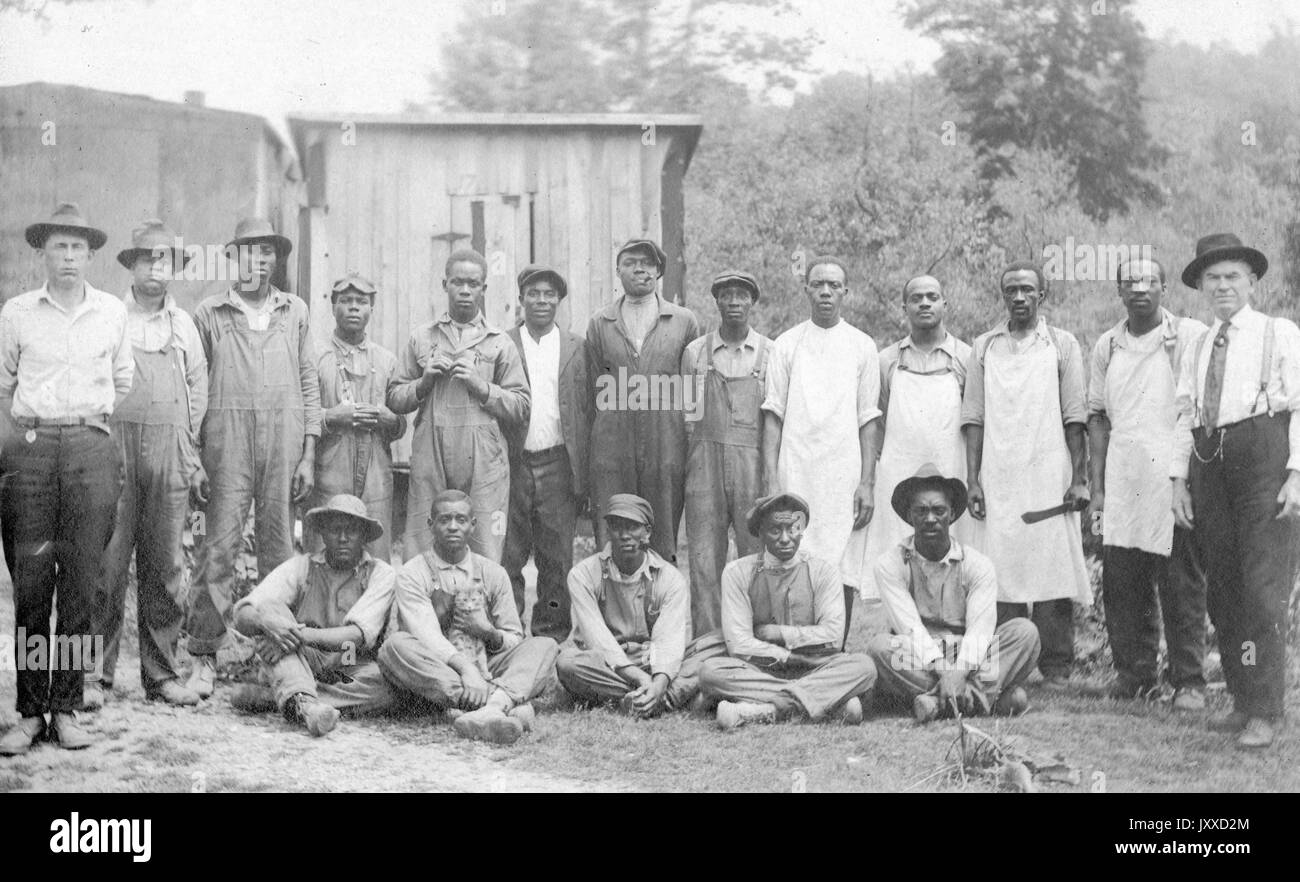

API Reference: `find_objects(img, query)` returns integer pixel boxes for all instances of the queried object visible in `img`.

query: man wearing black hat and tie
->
[697,492,877,730]
[307,272,406,562]
[1171,233,1300,750]
[587,239,700,561]
[557,493,725,716]
[0,203,133,755]
[868,464,1041,723]
[87,219,209,711]
[680,269,771,637]
[185,218,322,700]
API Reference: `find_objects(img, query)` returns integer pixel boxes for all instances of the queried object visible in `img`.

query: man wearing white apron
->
[847,275,971,598]
[962,261,1091,689]
[1086,258,1207,708]
[763,256,881,620]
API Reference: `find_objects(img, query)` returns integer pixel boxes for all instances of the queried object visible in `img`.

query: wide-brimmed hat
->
[517,264,568,300]
[604,493,654,528]
[25,202,107,250]
[304,494,384,543]
[226,217,292,259]
[615,238,666,278]
[891,463,968,522]
[746,492,810,537]
[711,269,760,301]
[1180,233,1268,289]
[116,218,190,270]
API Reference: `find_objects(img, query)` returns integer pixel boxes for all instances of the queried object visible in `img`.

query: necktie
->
[1203,322,1231,430]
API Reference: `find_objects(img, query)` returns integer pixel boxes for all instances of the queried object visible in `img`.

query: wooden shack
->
[0,82,302,311]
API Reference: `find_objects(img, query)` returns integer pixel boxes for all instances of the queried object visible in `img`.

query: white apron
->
[969,336,1091,604]
[1102,330,1175,555]
[847,361,970,597]
[777,322,863,582]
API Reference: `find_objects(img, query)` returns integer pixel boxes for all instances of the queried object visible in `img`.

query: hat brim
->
[603,508,652,528]
[746,493,811,537]
[116,247,191,271]
[26,222,107,251]
[303,508,384,543]
[518,269,568,300]
[1181,246,1268,289]
[711,277,759,301]
[891,475,968,523]
[616,243,667,279]
[226,234,293,258]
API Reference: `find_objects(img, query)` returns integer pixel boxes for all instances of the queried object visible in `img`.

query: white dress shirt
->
[521,325,563,451]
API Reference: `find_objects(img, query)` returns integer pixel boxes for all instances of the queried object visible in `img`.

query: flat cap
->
[615,238,667,278]
[746,492,810,537]
[604,493,654,528]
[516,264,568,300]
[710,269,760,301]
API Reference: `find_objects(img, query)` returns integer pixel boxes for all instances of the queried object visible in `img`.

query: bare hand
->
[1172,478,1195,530]
[781,651,823,671]
[291,455,314,504]
[351,403,381,430]
[1276,471,1300,520]
[937,669,973,716]
[968,479,986,521]
[458,666,490,710]
[852,481,874,530]
[190,465,210,507]
[619,664,652,691]
[261,613,303,659]
[450,358,490,401]
[324,402,356,432]
[628,675,669,717]
[424,352,454,381]
[376,405,402,436]
[452,604,496,642]
[1063,482,1090,509]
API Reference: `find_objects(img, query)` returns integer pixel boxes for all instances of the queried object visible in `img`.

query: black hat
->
[746,492,810,537]
[1180,233,1268,289]
[516,264,568,300]
[615,238,667,278]
[710,269,760,301]
[890,463,968,522]
[26,202,107,250]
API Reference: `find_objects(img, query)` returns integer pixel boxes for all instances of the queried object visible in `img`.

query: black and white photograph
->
[0,0,1297,820]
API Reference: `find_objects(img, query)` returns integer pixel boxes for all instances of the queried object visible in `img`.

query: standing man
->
[681,270,771,636]
[388,249,529,562]
[1171,234,1300,750]
[185,218,321,700]
[867,465,1040,722]
[763,256,881,609]
[379,490,559,746]
[849,274,972,599]
[1086,258,1208,707]
[962,261,1091,689]
[557,494,726,716]
[309,272,406,562]
[503,264,590,641]
[0,204,132,756]
[88,219,209,710]
[698,493,876,730]
[587,239,700,561]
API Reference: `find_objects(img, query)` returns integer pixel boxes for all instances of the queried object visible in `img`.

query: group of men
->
[0,201,1295,757]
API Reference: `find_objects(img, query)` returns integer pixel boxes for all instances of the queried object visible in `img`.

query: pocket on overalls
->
[727,379,760,428]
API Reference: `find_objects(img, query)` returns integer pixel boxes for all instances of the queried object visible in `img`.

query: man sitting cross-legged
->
[557,493,726,717]
[698,493,877,730]
[867,464,1041,722]
[378,490,559,745]
[230,495,399,737]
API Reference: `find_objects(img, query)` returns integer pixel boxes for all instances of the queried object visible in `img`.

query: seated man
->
[231,495,398,737]
[699,493,877,730]
[867,464,1040,722]
[378,490,558,746]
[557,494,725,717]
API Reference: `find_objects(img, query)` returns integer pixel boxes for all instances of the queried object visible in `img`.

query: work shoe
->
[716,701,778,731]
[288,694,339,737]
[81,681,105,712]
[453,706,525,745]
[0,716,47,756]
[185,655,217,700]
[1171,688,1206,712]
[834,696,864,725]
[912,693,940,724]
[229,684,278,713]
[994,687,1030,717]
[50,712,93,750]
[1235,717,1276,751]
[1207,709,1250,734]
[147,679,200,707]
[508,702,536,733]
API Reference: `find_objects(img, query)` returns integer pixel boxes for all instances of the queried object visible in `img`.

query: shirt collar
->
[1108,307,1180,349]
[760,548,809,570]
[332,331,368,352]
[602,293,672,319]
[711,327,761,352]
[991,316,1050,341]
[904,534,964,564]
[428,548,474,576]
[124,287,178,318]
[222,285,288,311]
[1211,303,1258,333]
[37,281,108,314]
[597,544,662,581]
[899,331,956,357]
[308,549,373,577]
[521,324,558,345]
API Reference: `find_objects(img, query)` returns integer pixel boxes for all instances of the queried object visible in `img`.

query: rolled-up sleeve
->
[110,304,134,405]
[960,338,987,427]
[720,558,788,661]
[567,558,633,671]
[344,561,396,650]
[874,550,944,669]
[857,336,882,426]
[236,556,308,620]
[1087,334,1110,419]
[1057,330,1087,425]
[761,333,791,419]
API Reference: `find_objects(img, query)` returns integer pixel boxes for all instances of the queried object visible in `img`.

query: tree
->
[904,0,1168,221]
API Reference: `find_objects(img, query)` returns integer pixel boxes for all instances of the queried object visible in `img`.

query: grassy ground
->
[2,523,1298,792]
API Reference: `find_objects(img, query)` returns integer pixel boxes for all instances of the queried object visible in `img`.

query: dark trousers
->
[502,447,577,642]
[1190,413,1296,720]
[997,599,1073,677]
[1102,528,1206,691]
[2,426,121,716]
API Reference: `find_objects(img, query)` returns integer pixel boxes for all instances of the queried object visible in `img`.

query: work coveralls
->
[92,294,207,690]
[682,331,770,636]
[186,288,321,657]
[388,314,529,561]
[587,297,700,561]
[309,335,406,561]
